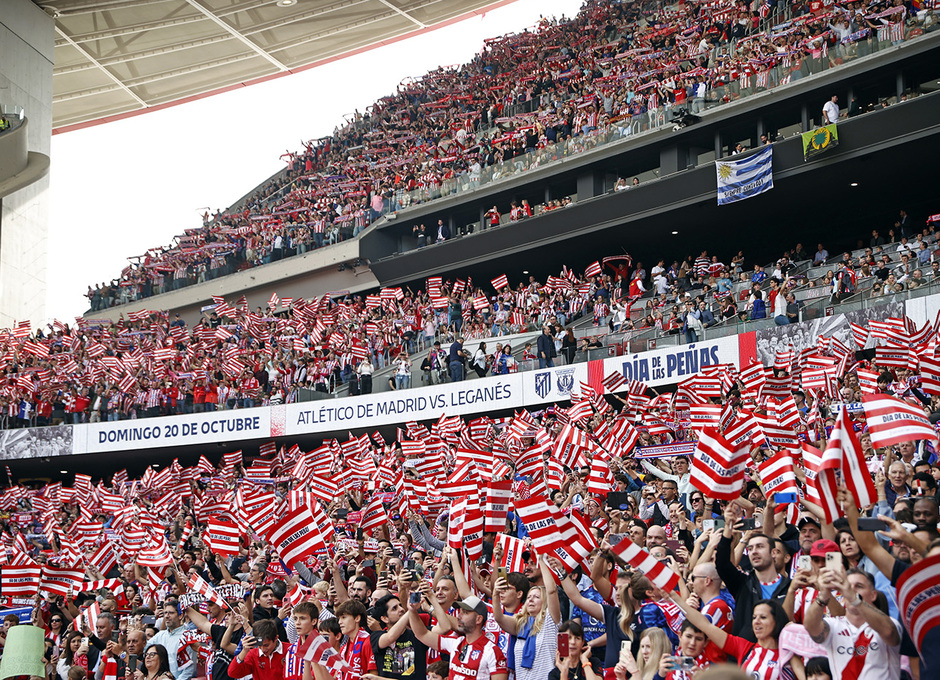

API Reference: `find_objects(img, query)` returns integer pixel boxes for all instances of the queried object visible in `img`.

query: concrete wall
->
[0,0,54,328]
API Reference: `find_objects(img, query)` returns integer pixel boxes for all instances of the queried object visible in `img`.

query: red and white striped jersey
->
[722,636,793,680]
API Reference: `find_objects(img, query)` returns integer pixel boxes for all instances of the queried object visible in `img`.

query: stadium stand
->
[4,3,940,680]
[3,215,940,428]
[84,0,937,308]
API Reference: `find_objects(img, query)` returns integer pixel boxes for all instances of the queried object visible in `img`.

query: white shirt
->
[823,99,840,123]
[821,616,901,680]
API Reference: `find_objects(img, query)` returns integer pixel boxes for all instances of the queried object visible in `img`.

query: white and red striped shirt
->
[791,586,820,624]
[721,635,793,680]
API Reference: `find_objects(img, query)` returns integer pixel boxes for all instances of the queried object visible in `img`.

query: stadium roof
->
[38,0,519,133]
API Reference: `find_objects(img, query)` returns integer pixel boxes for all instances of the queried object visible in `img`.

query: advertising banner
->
[285,373,524,436]
[75,408,271,454]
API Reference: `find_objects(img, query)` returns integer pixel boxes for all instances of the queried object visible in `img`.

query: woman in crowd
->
[496,344,516,374]
[56,631,87,680]
[134,644,174,680]
[471,342,490,378]
[635,628,671,680]
[667,593,794,680]
[493,558,562,680]
[394,352,412,390]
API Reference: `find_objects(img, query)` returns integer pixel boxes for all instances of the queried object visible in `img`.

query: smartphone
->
[336,509,349,520]
[362,559,375,569]
[558,632,569,657]
[703,519,715,531]
[379,571,388,581]
[409,591,421,605]
[798,555,812,571]
[774,492,798,504]
[825,551,844,574]
[856,517,888,532]
[111,631,120,643]
[141,616,156,625]
[678,657,696,671]
[127,655,138,674]
[356,527,364,540]
[665,539,681,554]
[739,518,757,530]
[82,637,89,647]
[607,534,626,546]
[620,640,631,660]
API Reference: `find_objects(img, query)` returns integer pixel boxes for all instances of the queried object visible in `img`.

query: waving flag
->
[186,572,227,607]
[359,495,389,533]
[611,537,680,592]
[584,261,603,278]
[1,559,41,597]
[690,429,749,500]
[41,564,84,597]
[74,601,100,633]
[204,520,241,557]
[862,393,939,447]
[266,507,327,570]
[496,534,527,573]
[716,146,774,205]
[758,451,798,499]
[897,553,940,653]
[299,633,351,675]
[491,274,509,291]
[819,408,874,522]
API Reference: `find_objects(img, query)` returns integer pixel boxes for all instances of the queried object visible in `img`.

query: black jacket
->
[715,534,790,642]
[536,332,556,360]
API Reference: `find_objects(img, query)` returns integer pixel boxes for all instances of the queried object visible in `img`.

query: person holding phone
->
[667,591,793,680]
[803,565,901,680]
[549,620,600,680]
[782,539,846,625]
[227,619,284,680]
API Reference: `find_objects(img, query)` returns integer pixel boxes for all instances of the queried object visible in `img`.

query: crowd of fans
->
[10,212,940,428]
[4,311,940,680]
[85,0,934,309]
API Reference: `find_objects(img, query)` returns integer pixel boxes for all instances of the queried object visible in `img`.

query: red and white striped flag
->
[359,496,389,533]
[204,520,241,557]
[299,633,351,675]
[1,559,41,597]
[862,393,939,447]
[820,408,875,521]
[186,571,227,607]
[856,367,880,395]
[584,261,603,278]
[896,552,940,653]
[265,507,327,570]
[286,582,310,607]
[41,564,84,597]
[495,534,527,573]
[73,578,123,594]
[602,371,627,393]
[689,429,749,500]
[484,480,513,533]
[74,601,100,632]
[758,451,798,499]
[611,537,680,592]
[491,274,509,291]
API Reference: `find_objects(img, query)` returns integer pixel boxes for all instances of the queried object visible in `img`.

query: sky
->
[46,0,584,323]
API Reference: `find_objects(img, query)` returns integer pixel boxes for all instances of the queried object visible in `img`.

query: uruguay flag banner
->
[716,146,774,205]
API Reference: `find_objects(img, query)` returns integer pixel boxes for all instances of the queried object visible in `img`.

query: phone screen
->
[825,551,843,574]
[798,555,812,571]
